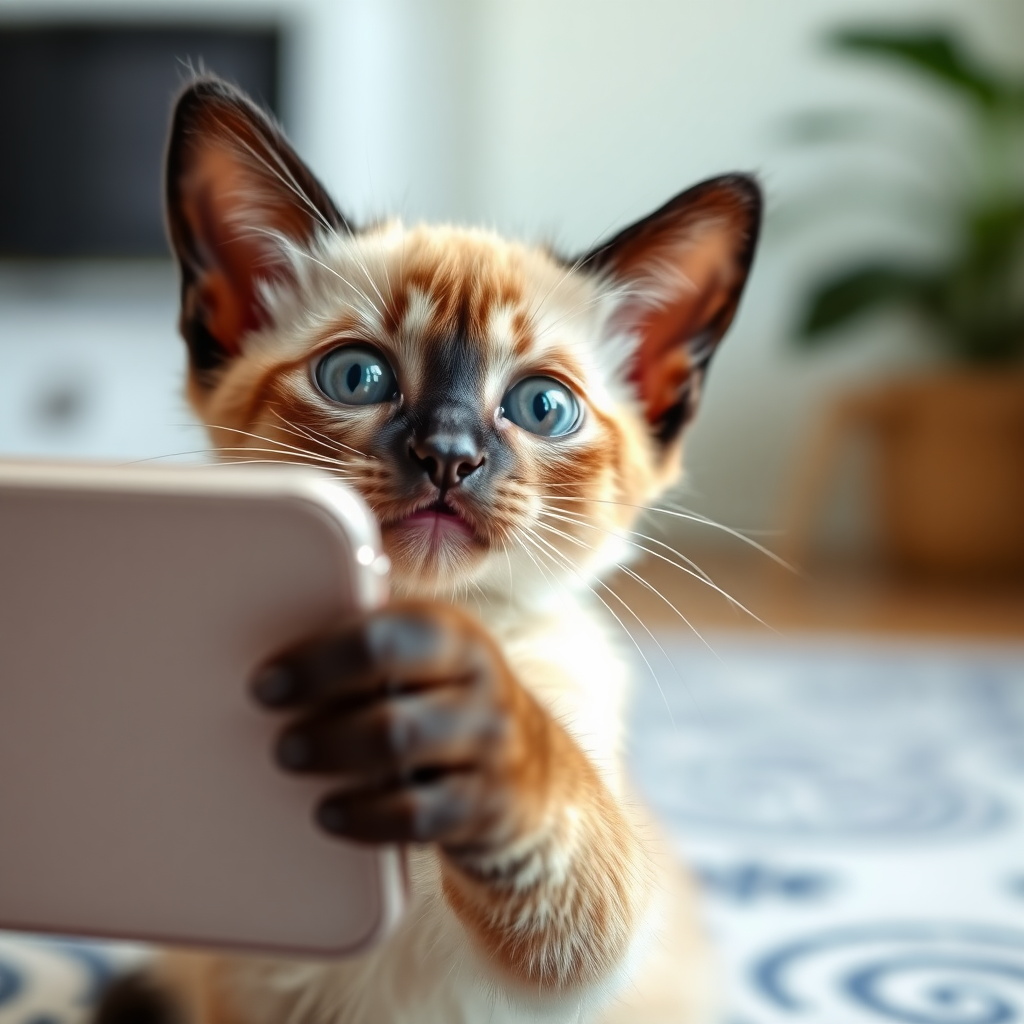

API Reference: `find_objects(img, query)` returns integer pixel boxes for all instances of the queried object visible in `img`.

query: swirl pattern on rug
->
[752,923,1024,1024]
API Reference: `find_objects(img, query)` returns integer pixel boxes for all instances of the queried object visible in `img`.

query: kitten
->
[97,77,759,1024]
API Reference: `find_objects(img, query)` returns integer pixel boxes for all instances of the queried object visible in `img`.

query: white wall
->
[1,0,1017,542]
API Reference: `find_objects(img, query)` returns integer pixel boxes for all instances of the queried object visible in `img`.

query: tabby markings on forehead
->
[382,286,438,393]
[399,287,438,342]
[486,303,523,351]
[477,303,525,409]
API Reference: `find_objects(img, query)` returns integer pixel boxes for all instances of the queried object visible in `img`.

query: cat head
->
[165,78,760,601]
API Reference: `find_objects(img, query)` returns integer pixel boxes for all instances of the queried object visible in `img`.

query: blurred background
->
[2,0,1023,592]
[0,2,1023,1023]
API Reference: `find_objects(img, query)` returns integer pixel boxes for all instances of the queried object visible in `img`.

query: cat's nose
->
[409,434,485,489]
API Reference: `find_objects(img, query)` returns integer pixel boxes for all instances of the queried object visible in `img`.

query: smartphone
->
[0,461,405,958]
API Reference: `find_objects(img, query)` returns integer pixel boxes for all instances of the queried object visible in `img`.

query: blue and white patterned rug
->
[1,635,1022,1024]
[629,635,1024,1024]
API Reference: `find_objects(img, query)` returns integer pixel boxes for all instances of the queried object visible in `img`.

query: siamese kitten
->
[96,78,759,1024]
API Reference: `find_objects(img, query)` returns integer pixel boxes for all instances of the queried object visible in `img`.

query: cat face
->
[165,79,760,601]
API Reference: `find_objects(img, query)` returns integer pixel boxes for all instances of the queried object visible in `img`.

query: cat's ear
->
[165,77,350,381]
[580,175,761,446]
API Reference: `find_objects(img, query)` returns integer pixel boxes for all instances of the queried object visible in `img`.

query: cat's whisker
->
[535,503,759,633]
[520,526,675,688]
[535,505,716,587]
[124,449,225,465]
[508,531,561,608]
[529,281,651,346]
[347,246,392,318]
[205,424,361,467]
[257,232,385,324]
[230,126,339,238]
[661,499,785,537]
[522,255,596,339]
[644,505,801,575]
[121,448,358,483]
[125,444,348,473]
[267,407,372,460]
[520,532,671,700]
[503,547,515,604]
[537,495,799,575]
[534,503,773,630]
[263,417,352,457]
[371,220,397,310]
[217,460,357,484]
[512,528,585,622]
[614,564,721,669]
[529,518,718,664]
[515,527,678,730]
[467,576,493,619]
[220,460,350,473]
[209,444,361,471]
[200,458,356,478]
[529,292,609,344]
[532,519,721,663]
[215,123,338,239]
[522,207,646,336]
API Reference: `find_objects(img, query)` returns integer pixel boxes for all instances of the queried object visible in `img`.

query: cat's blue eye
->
[315,345,398,406]
[500,377,581,438]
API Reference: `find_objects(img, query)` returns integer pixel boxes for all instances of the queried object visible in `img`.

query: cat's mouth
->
[389,496,479,546]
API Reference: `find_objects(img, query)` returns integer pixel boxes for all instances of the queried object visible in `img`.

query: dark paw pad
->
[91,972,180,1024]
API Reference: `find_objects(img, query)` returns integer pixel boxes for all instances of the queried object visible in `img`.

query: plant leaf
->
[831,28,1008,108]
[797,264,934,342]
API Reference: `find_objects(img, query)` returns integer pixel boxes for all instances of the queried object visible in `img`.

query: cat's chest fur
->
[489,601,631,789]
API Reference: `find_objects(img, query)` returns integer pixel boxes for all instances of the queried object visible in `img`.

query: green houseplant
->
[798,27,1024,362]
[789,27,1024,575]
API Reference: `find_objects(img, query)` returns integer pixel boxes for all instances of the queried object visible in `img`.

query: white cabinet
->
[0,263,208,463]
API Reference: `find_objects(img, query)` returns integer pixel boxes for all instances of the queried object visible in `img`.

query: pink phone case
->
[0,461,406,957]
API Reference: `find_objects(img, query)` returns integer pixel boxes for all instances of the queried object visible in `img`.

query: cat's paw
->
[252,603,551,851]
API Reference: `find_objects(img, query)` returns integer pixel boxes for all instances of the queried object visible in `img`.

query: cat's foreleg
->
[91,602,657,1024]
[256,601,656,997]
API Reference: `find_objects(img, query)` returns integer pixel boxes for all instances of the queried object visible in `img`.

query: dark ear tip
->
[714,171,761,194]
[693,173,763,221]
[571,171,764,275]
[166,75,278,189]
[678,173,763,269]
[177,72,244,101]
[171,74,256,125]
[727,172,762,204]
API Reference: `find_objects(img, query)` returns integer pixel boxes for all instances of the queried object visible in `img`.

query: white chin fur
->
[384,526,489,598]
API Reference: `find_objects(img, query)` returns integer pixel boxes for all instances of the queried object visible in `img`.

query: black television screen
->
[0,24,280,258]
